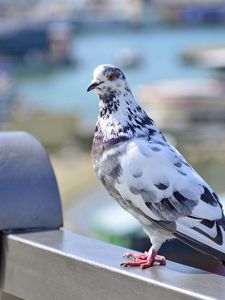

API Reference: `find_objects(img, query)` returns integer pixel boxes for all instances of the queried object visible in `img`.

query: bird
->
[87,64,225,269]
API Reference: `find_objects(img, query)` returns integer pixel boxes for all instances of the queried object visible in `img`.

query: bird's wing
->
[115,138,225,260]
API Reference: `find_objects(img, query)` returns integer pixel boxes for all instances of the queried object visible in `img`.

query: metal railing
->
[0,132,224,300]
[1,230,225,300]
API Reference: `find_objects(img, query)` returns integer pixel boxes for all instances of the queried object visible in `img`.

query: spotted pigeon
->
[87,64,225,268]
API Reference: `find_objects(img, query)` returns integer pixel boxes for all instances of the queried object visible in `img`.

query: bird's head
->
[87,64,127,95]
[88,64,157,143]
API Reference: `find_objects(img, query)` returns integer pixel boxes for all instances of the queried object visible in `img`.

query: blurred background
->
[1,0,225,274]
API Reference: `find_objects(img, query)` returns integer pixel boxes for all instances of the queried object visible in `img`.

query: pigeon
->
[87,64,225,269]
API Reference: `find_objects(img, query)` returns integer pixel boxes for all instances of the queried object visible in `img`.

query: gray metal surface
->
[1,230,225,300]
[0,131,63,231]
[0,292,23,300]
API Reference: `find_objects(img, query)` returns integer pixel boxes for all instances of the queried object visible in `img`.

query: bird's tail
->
[174,216,225,263]
[143,210,225,262]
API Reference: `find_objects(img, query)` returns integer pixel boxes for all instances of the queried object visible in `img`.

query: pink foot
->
[121,251,166,269]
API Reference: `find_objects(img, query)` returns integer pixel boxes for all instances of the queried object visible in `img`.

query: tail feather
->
[174,227,225,263]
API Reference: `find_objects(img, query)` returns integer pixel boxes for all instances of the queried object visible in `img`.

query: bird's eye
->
[107,73,116,81]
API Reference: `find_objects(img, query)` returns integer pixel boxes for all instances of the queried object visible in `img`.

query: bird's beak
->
[87,80,103,92]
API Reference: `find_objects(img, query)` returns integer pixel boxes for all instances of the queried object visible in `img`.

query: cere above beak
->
[87,80,103,92]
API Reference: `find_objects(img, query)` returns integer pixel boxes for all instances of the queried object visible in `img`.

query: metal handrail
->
[0,230,224,300]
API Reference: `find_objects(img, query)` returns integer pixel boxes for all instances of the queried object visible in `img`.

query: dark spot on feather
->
[129,186,157,202]
[173,191,196,209]
[201,219,215,228]
[155,141,167,146]
[193,222,223,245]
[103,151,122,180]
[201,186,217,206]
[142,116,154,126]
[174,161,182,168]
[155,183,168,190]
[134,119,142,126]
[173,191,186,202]
[111,164,121,179]
[137,106,142,112]
[161,198,177,214]
[177,170,187,176]
[127,107,133,115]
[161,135,167,142]
[148,129,157,137]
[151,147,161,152]
[132,170,143,178]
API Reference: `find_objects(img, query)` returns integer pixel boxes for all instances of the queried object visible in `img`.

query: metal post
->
[0,131,63,231]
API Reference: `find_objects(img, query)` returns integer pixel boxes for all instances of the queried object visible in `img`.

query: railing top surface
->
[1,230,225,300]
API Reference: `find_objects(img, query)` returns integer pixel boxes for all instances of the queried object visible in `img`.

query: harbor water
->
[14,25,225,121]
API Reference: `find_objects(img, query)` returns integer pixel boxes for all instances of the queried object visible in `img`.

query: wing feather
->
[114,138,225,259]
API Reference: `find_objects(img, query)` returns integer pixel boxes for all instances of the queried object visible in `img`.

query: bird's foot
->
[121,250,166,269]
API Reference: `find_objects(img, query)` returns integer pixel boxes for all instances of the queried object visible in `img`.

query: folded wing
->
[115,138,225,261]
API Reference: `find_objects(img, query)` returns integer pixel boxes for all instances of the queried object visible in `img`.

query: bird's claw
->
[123,251,149,260]
[121,251,166,269]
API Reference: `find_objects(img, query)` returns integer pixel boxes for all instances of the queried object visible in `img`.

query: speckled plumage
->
[88,64,225,266]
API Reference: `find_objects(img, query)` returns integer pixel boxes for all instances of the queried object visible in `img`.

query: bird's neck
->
[93,87,161,153]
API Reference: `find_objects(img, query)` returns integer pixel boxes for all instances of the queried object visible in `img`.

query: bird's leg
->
[121,247,166,269]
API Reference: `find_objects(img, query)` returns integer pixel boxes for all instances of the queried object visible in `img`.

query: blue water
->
[15,25,225,121]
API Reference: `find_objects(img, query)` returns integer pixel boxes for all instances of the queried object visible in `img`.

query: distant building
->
[0,21,74,66]
[154,0,225,24]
